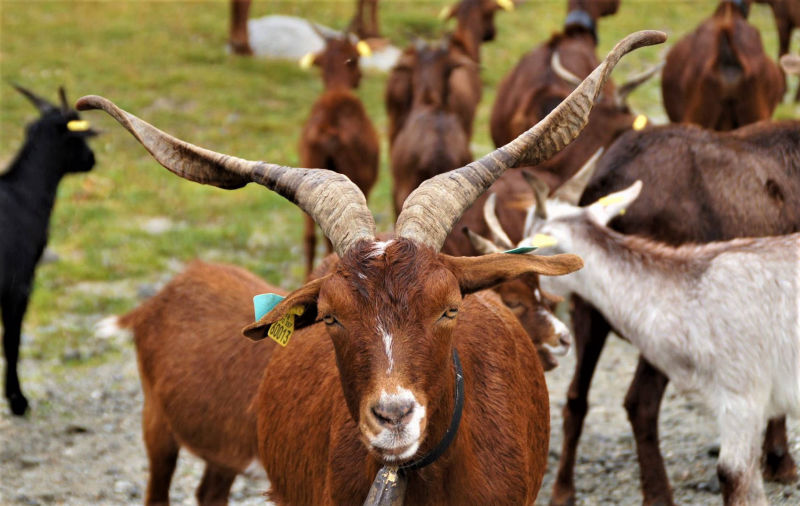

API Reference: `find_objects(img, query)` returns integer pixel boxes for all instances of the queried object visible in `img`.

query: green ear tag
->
[504,246,537,255]
[268,306,305,347]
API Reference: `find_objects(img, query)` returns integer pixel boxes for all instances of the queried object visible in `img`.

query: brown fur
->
[119,261,280,504]
[389,44,473,217]
[349,0,380,39]
[489,29,633,190]
[228,0,252,55]
[442,170,566,370]
[385,0,498,145]
[551,119,800,506]
[247,239,583,505]
[756,0,800,101]
[299,36,380,276]
[661,1,785,131]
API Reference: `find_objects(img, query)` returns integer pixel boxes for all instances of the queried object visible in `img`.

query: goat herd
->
[3,0,800,505]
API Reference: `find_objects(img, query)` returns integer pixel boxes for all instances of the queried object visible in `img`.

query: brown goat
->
[489,8,650,191]
[299,33,379,276]
[661,0,785,131]
[389,41,474,217]
[80,30,662,505]
[385,0,506,145]
[349,0,380,40]
[113,261,277,504]
[549,119,800,506]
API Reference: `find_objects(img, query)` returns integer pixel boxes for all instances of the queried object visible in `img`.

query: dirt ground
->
[2,321,799,505]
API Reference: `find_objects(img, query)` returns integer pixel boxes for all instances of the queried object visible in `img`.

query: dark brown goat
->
[389,41,473,217]
[385,0,507,144]
[549,120,800,506]
[115,261,278,504]
[299,33,379,276]
[80,30,663,505]
[662,0,785,131]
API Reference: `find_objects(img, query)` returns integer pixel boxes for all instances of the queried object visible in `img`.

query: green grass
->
[1,0,798,363]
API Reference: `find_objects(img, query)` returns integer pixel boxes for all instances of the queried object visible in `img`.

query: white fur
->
[367,387,426,460]
[532,192,800,505]
[94,316,131,341]
[379,323,394,374]
[541,308,570,356]
[368,240,394,258]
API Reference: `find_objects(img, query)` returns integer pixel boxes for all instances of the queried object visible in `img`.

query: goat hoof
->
[549,491,576,506]
[8,392,29,416]
[763,453,798,484]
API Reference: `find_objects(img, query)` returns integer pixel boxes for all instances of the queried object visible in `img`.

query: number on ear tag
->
[268,306,305,347]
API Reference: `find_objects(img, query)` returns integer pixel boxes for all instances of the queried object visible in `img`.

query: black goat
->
[1,85,97,415]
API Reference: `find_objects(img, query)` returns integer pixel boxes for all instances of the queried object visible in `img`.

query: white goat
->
[521,181,799,506]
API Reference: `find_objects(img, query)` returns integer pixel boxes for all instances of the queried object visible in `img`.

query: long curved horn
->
[483,193,514,250]
[614,61,664,107]
[551,51,582,87]
[521,171,550,219]
[75,95,375,256]
[551,147,604,205]
[395,30,666,250]
[781,54,800,75]
[12,83,58,114]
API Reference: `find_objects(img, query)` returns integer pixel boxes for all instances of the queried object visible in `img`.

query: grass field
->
[1,0,798,365]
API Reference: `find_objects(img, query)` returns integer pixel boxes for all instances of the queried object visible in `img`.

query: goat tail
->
[94,314,133,342]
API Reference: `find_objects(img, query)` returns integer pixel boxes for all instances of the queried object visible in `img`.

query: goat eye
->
[440,307,459,320]
[504,300,523,309]
[345,58,355,65]
[322,314,338,326]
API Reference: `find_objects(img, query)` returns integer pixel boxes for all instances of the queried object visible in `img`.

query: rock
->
[113,480,141,499]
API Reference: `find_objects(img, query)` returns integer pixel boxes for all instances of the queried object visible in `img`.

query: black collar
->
[724,0,749,18]
[399,348,464,472]
[564,9,597,42]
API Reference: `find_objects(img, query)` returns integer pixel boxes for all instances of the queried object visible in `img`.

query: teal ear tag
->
[504,246,537,255]
[253,293,286,320]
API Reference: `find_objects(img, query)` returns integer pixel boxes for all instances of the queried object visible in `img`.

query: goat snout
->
[371,399,415,429]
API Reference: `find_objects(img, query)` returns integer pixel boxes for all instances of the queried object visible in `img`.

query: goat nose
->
[371,400,414,428]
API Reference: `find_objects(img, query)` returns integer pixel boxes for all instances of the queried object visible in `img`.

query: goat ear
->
[442,253,583,295]
[242,276,326,341]
[587,180,642,226]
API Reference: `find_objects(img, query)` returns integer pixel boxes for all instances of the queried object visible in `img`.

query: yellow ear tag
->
[597,194,628,215]
[356,40,372,57]
[632,114,648,131]
[497,0,515,11]
[438,5,453,20]
[67,120,90,132]
[268,306,305,347]
[299,52,315,69]
[531,233,558,248]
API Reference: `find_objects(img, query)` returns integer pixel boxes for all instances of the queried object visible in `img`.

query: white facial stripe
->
[379,324,394,373]
[368,387,426,455]
[368,239,394,258]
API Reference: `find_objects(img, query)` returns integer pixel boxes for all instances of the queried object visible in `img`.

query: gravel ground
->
[2,324,799,505]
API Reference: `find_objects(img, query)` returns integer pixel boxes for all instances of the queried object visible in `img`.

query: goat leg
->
[2,289,30,416]
[624,357,674,506]
[762,416,798,483]
[550,296,610,506]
